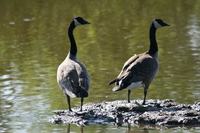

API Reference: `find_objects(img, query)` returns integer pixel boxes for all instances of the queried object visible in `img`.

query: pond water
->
[0,0,200,132]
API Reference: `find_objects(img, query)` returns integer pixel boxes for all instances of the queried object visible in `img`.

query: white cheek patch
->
[74,19,81,26]
[153,21,162,28]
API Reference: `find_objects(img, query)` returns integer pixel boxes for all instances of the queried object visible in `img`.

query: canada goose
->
[108,19,170,105]
[57,17,90,111]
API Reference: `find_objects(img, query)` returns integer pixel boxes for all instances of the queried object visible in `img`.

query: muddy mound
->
[50,99,200,129]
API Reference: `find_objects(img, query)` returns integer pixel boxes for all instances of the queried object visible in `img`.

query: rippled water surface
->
[1,0,200,132]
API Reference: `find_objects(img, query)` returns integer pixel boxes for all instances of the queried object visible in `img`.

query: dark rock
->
[49,99,200,129]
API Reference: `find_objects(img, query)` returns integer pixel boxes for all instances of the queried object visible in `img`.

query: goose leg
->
[142,89,147,105]
[66,95,72,111]
[67,124,70,133]
[128,90,131,103]
[80,126,83,133]
[80,97,84,111]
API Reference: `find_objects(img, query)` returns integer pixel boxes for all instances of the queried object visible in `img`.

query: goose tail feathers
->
[108,79,119,85]
[112,85,122,91]
[77,88,88,97]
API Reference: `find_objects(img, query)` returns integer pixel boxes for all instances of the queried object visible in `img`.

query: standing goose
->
[57,17,90,111]
[108,19,170,105]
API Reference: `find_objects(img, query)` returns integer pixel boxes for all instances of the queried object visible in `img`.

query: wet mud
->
[50,99,200,129]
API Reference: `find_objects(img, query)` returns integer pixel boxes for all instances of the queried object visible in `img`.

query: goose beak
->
[83,20,90,25]
[163,22,170,26]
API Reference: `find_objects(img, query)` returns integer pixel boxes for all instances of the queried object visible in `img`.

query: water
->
[0,0,200,132]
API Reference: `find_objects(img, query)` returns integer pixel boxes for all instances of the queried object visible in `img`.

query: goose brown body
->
[109,19,170,105]
[57,53,89,98]
[57,17,90,111]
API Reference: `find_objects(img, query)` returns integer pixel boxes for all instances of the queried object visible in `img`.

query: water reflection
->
[126,123,149,133]
[0,72,23,132]
[66,124,84,133]
[64,123,149,133]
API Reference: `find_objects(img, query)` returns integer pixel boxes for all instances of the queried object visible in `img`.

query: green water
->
[0,0,200,132]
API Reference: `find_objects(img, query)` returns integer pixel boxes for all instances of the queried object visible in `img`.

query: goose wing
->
[110,54,158,90]
[108,54,139,85]
[57,60,90,98]
[76,62,90,91]
[121,56,158,83]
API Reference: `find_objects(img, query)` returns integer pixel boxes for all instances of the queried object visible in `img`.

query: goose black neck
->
[148,24,158,55]
[68,21,77,56]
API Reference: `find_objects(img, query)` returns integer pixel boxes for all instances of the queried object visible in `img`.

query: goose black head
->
[73,17,90,27]
[153,19,170,28]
